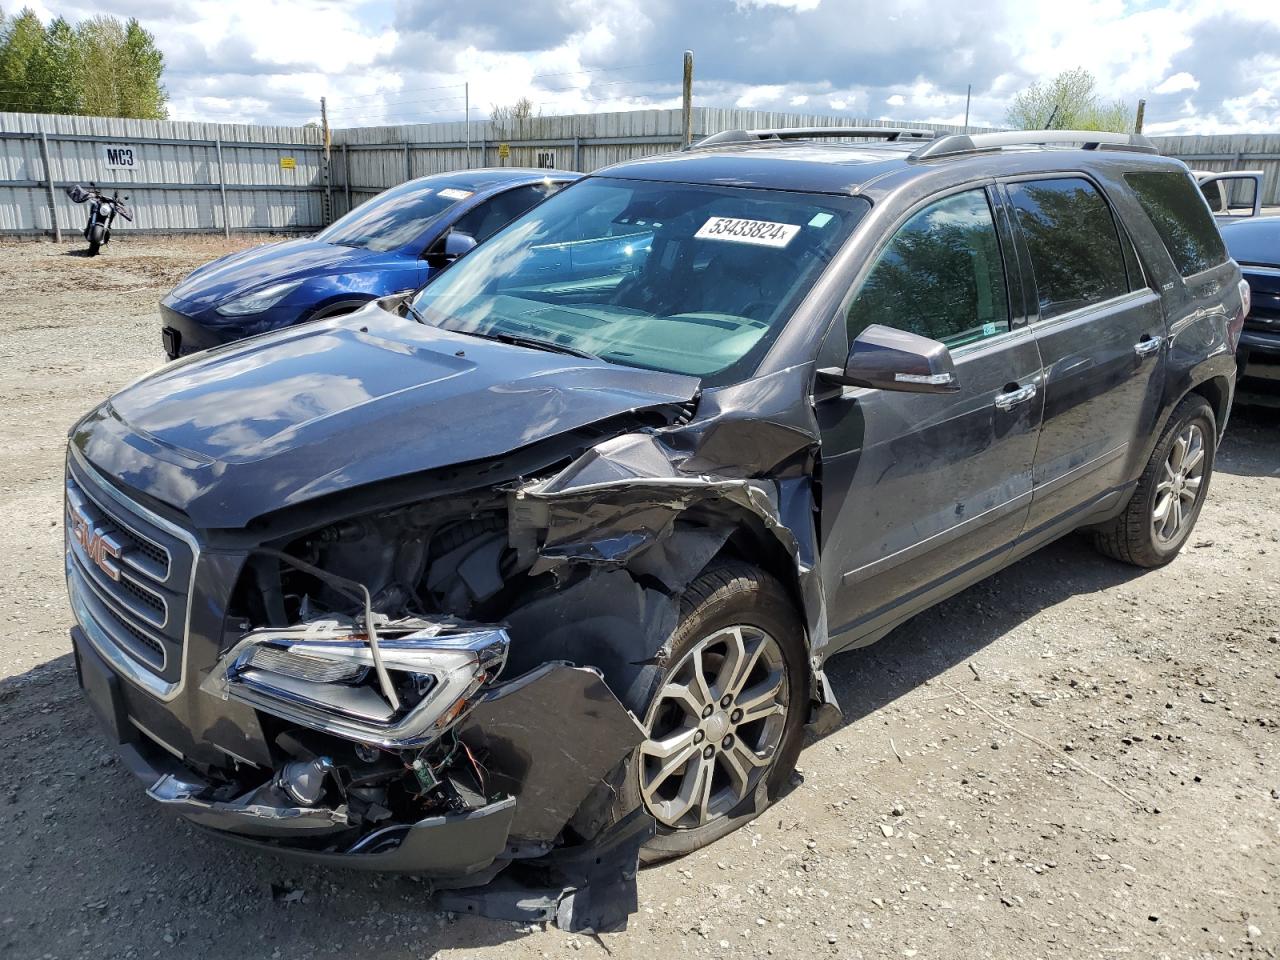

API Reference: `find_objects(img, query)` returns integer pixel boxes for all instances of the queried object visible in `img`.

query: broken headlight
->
[202,616,508,749]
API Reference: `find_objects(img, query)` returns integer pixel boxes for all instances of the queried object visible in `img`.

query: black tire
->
[1093,395,1216,567]
[609,560,808,863]
[87,223,104,257]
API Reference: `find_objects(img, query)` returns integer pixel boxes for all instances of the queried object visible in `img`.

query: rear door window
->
[1006,177,1129,320]
[1125,171,1229,277]
[453,183,562,244]
[846,188,1011,350]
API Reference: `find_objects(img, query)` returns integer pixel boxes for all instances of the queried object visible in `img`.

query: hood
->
[164,238,383,310]
[73,307,701,529]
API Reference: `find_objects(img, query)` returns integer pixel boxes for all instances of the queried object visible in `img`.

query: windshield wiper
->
[458,329,602,361]
[403,300,430,325]
[401,303,601,361]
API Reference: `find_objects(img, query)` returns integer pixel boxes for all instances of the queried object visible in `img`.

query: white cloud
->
[15,0,1280,134]
[1154,71,1199,95]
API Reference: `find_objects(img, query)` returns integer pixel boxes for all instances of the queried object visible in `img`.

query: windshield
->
[410,177,868,385]
[318,179,476,252]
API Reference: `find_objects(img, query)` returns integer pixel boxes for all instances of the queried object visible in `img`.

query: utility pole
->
[465,82,471,168]
[1135,98,1146,134]
[682,50,694,147]
[963,84,971,132]
[320,96,333,225]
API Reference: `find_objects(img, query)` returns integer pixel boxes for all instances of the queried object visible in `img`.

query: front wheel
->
[611,561,808,862]
[1093,395,1216,567]
[87,223,105,256]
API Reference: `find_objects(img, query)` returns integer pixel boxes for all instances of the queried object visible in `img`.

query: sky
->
[15,0,1280,134]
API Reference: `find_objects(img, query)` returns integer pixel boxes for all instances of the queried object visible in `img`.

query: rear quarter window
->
[1124,171,1228,278]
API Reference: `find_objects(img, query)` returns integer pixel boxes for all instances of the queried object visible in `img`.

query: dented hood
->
[72,307,699,529]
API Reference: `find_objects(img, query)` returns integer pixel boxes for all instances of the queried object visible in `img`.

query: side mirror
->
[425,229,478,268]
[818,323,960,394]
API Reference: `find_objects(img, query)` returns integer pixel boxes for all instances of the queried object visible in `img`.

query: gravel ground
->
[0,236,1277,960]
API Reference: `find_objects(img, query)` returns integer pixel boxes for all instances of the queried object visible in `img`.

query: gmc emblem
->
[69,505,121,581]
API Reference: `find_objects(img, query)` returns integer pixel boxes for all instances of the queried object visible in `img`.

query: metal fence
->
[0,112,325,236]
[1149,134,1280,207]
[328,108,970,219]
[2,108,1279,237]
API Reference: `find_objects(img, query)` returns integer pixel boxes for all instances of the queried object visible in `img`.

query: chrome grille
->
[65,455,195,690]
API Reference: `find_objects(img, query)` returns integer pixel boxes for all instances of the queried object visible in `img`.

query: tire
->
[87,223,104,257]
[1093,395,1216,567]
[609,560,808,863]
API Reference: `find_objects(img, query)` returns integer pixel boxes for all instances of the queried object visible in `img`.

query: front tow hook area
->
[79,618,657,931]
[147,771,353,837]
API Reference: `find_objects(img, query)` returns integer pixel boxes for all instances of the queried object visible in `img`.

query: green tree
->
[0,7,50,113]
[0,9,166,118]
[1005,68,1136,133]
[117,18,165,119]
[43,16,82,114]
[77,15,125,117]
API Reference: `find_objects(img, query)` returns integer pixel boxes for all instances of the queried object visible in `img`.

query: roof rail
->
[691,126,936,150]
[910,129,1158,161]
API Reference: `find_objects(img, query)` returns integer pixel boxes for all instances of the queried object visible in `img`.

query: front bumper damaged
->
[72,625,650,929]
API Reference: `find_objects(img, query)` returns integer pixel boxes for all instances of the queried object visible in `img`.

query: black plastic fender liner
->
[435,807,656,933]
[459,662,648,843]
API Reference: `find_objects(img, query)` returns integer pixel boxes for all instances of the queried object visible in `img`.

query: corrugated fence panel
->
[327,107,993,214]
[1151,134,1280,206]
[0,111,325,236]
[6,108,1280,235]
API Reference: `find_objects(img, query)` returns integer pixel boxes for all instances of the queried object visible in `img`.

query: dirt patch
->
[0,235,1276,960]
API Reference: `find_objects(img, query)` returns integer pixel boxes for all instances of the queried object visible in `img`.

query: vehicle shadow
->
[3,427,1272,958]
[1,542,1150,958]
[818,531,1144,733]
[819,419,1278,728]
[0,657,532,958]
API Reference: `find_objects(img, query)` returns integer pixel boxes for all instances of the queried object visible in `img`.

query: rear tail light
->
[1229,278,1251,352]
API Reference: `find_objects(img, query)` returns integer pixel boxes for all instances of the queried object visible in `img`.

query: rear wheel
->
[1093,395,1216,567]
[612,561,807,862]
[87,223,104,256]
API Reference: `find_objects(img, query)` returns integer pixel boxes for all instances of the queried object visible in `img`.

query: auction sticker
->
[438,188,473,201]
[695,216,800,248]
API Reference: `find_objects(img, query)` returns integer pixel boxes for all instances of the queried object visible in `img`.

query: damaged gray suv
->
[66,128,1245,930]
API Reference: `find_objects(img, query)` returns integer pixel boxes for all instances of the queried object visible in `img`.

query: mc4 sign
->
[102,145,138,169]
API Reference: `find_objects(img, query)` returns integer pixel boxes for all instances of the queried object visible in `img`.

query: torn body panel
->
[507,399,836,717]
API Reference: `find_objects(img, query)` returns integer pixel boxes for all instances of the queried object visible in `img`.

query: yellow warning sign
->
[497,143,510,159]
[280,157,296,169]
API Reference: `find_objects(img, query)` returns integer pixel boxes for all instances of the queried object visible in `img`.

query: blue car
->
[160,168,578,359]
[1221,215,1280,397]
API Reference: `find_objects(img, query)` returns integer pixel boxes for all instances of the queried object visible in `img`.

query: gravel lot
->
[1,236,1277,960]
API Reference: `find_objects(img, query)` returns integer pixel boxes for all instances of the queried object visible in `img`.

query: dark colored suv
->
[65,128,1244,931]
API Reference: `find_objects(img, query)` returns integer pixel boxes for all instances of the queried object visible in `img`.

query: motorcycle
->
[66,183,133,256]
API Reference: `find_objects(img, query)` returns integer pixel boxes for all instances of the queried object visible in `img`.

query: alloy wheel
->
[638,625,789,829]
[1152,422,1205,544]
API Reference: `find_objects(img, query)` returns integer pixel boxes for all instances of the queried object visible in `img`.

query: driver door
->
[815,186,1044,649]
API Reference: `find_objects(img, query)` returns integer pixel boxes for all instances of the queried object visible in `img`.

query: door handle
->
[1134,335,1163,358]
[994,383,1037,411]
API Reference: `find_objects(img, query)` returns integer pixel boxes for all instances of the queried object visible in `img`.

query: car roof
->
[1220,214,1280,266]
[593,138,1189,199]
[405,167,580,192]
